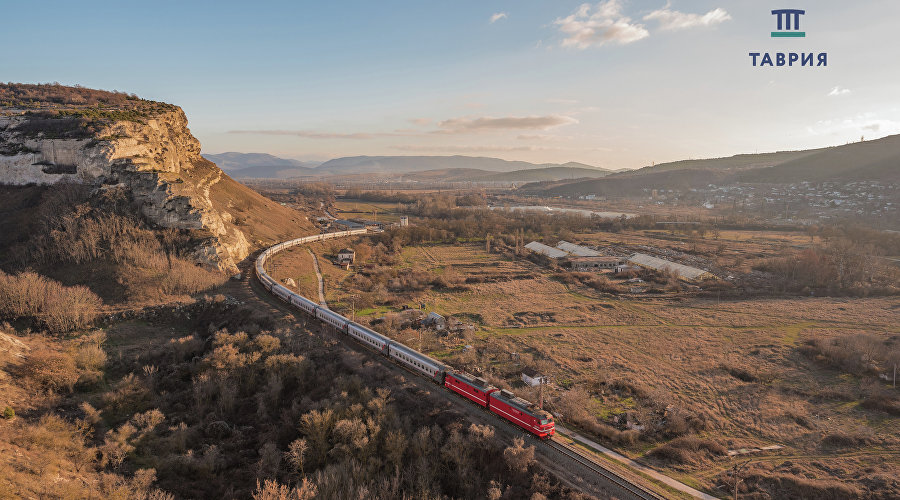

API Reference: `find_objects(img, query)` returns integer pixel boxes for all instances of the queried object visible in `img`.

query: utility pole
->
[538,377,545,409]
[731,460,751,500]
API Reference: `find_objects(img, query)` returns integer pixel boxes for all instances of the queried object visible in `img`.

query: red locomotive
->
[444,371,554,438]
[487,389,555,438]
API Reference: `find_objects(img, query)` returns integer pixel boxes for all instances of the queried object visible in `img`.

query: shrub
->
[2,406,14,419]
[646,436,726,465]
[23,348,80,393]
[0,271,101,333]
[860,392,900,416]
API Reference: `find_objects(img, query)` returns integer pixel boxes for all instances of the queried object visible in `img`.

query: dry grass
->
[270,232,900,497]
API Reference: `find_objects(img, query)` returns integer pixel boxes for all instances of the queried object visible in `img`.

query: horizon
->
[3,1,899,169]
[203,130,885,169]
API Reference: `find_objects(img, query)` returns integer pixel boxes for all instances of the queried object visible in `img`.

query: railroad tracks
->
[543,440,665,500]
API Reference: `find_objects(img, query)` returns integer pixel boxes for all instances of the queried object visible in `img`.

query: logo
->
[771,9,805,37]
[749,7,826,67]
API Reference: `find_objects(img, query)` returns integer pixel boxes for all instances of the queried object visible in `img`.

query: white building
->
[521,367,548,387]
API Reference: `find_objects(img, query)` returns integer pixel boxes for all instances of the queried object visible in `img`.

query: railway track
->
[544,440,665,500]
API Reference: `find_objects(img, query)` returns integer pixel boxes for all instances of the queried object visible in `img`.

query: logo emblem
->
[771,9,805,37]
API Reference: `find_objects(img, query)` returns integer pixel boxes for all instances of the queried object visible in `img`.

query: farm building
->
[352,219,384,230]
[556,240,602,257]
[627,253,712,280]
[331,219,365,230]
[336,248,355,265]
[525,241,569,259]
[399,216,409,227]
[521,367,548,387]
[423,312,446,330]
[570,256,626,272]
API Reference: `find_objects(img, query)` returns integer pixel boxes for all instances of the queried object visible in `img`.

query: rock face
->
[0,108,249,273]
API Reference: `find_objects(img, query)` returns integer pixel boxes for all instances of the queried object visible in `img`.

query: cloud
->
[554,1,649,49]
[227,129,394,139]
[436,115,578,134]
[490,12,507,23]
[643,6,731,31]
[409,118,432,126]
[806,112,900,138]
[828,86,851,96]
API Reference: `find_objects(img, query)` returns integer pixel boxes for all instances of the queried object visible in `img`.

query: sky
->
[3,0,900,169]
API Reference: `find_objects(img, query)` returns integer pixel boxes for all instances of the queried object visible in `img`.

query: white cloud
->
[554,1,649,49]
[828,86,851,96]
[490,12,507,24]
[806,112,900,139]
[643,6,731,31]
[436,115,578,134]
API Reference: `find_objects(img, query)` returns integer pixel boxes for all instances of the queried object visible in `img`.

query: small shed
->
[337,248,355,265]
[423,312,446,330]
[521,367,548,387]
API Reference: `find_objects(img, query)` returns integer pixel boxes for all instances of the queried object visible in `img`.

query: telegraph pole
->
[539,377,545,409]
[731,460,751,499]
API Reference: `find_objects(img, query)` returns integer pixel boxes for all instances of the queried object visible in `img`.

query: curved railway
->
[255,229,669,500]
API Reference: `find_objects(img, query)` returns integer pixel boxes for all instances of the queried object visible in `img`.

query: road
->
[307,248,327,306]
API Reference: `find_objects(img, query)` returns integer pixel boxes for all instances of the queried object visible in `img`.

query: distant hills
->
[202,152,320,179]
[207,134,900,191]
[520,135,900,197]
[203,153,613,182]
[313,156,606,175]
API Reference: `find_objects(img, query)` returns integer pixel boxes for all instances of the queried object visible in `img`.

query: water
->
[488,205,635,219]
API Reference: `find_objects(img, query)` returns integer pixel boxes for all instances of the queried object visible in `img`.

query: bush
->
[2,406,14,419]
[22,348,80,393]
[646,436,726,465]
[0,271,101,333]
[860,392,900,416]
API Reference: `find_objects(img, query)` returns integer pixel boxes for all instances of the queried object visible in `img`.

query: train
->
[256,230,555,438]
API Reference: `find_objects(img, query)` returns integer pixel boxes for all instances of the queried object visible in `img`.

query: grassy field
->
[333,199,404,223]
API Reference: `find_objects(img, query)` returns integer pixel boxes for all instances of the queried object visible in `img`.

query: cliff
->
[0,84,310,273]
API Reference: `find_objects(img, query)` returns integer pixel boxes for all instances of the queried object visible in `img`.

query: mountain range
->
[202,153,615,182]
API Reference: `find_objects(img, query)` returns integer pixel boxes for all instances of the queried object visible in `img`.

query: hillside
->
[738,134,900,183]
[523,168,734,197]
[620,149,823,177]
[524,135,900,196]
[0,83,313,274]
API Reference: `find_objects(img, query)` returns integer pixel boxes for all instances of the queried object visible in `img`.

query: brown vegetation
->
[0,296,591,499]
[0,271,101,333]
[0,183,225,305]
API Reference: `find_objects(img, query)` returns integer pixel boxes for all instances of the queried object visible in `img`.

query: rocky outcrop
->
[0,108,249,273]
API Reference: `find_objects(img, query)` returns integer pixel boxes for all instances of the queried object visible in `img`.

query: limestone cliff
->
[0,90,251,272]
